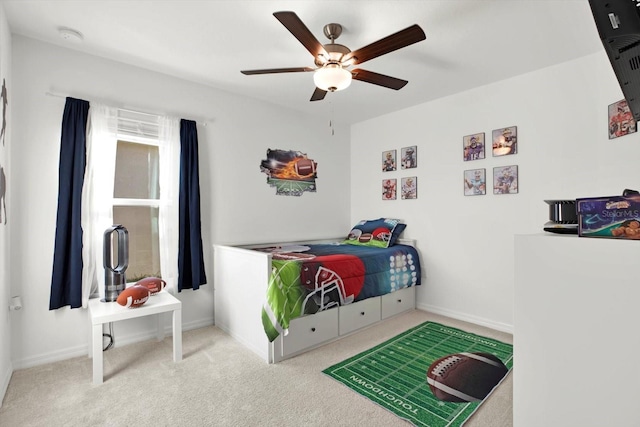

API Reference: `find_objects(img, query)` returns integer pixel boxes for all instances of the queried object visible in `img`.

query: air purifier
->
[103,224,129,302]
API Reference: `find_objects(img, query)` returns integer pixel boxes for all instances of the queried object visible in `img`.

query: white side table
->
[88,291,182,385]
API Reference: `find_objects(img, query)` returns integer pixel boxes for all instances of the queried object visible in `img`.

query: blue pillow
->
[392,223,407,245]
[343,218,406,248]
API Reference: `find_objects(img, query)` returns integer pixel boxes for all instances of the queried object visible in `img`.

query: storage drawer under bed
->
[281,308,339,357]
[339,296,381,335]
[381,286,416,319]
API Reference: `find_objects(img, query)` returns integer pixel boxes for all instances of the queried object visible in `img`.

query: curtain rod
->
[45,91,211,127]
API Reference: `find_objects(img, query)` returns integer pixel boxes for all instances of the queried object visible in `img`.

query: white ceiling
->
[3,0,605,125]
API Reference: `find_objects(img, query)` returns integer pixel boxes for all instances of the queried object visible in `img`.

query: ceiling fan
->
[241,11,426,101]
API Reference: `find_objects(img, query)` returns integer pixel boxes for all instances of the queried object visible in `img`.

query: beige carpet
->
[0,310,512,426]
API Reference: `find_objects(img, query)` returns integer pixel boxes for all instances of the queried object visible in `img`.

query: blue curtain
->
[50,97,89,309]
[178,119,207,291]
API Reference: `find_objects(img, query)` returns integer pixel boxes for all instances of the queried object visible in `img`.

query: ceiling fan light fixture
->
[313,64,352,92]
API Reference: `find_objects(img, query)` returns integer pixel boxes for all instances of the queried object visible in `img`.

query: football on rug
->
[426,352,508,402]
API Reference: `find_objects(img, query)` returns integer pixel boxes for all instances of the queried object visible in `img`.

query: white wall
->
[351,51,640,332]
[0,2,11,407]
[8,36,350,369]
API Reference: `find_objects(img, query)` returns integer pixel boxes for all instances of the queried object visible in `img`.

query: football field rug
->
[322,322,513,427]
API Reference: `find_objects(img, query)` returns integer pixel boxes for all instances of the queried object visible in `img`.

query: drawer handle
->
[311,327,316,332]
[360,311,365,316]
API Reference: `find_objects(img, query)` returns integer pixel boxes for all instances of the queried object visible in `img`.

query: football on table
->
[116,285,151,308]
[426,352,508,402]
[135,277,166,295]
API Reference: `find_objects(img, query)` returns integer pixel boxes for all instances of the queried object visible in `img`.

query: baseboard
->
[11,317,214,371]
[0,361,12,408]
[12,342,88,371]
[417,302,513,334]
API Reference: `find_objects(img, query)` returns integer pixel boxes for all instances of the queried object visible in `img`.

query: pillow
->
[343,218,406,248]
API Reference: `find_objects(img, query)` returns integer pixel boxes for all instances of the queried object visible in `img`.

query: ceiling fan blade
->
[351,69,408,90]
[273,11,328,59]
[344,24,426,65]
[241,67,315,75]
[310,87,327,101]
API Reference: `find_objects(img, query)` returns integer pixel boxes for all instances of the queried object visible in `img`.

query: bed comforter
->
[260,243,421,341]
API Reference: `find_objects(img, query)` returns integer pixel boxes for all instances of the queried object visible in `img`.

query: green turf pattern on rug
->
[322,322,513,427]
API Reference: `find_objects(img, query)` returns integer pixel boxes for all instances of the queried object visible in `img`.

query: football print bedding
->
[260,243,421,342]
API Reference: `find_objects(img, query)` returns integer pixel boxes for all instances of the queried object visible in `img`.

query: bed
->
[213,219,422,363]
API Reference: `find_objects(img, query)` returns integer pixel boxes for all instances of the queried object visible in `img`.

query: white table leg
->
[156,313,165,341]
[88,328,93,359]
[173,308,182,362]
[92,323,103,385]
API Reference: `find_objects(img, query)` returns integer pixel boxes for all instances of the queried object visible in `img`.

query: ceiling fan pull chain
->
[329,102,335,136]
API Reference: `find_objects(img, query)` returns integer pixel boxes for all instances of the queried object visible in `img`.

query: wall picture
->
[382,178,397,200]
[493,165,518,194]
[401,176,417,199]
[259,149,318,196]
[401,146,417,169]
[463,133,485,161]
[608,99,637,139]
[464,168,486,196]
[492,126,517,156]
[382,149,397,172]
[0,78,6,225]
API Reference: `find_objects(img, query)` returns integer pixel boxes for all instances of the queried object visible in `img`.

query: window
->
[82,104,181,304]
[112,110,162,282]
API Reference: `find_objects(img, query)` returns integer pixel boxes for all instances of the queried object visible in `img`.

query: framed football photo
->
[463,133,485,161]
[492,126,517,157]
[401,176,417,199]
[464,168,486,196]
[609,99,637,139]
[401,146,417,169]
[493,165,518,194]
[382,178,397,200]
[382,150,397,172]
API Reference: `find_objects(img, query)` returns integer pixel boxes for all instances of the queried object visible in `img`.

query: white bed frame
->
[213,237,418,363]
